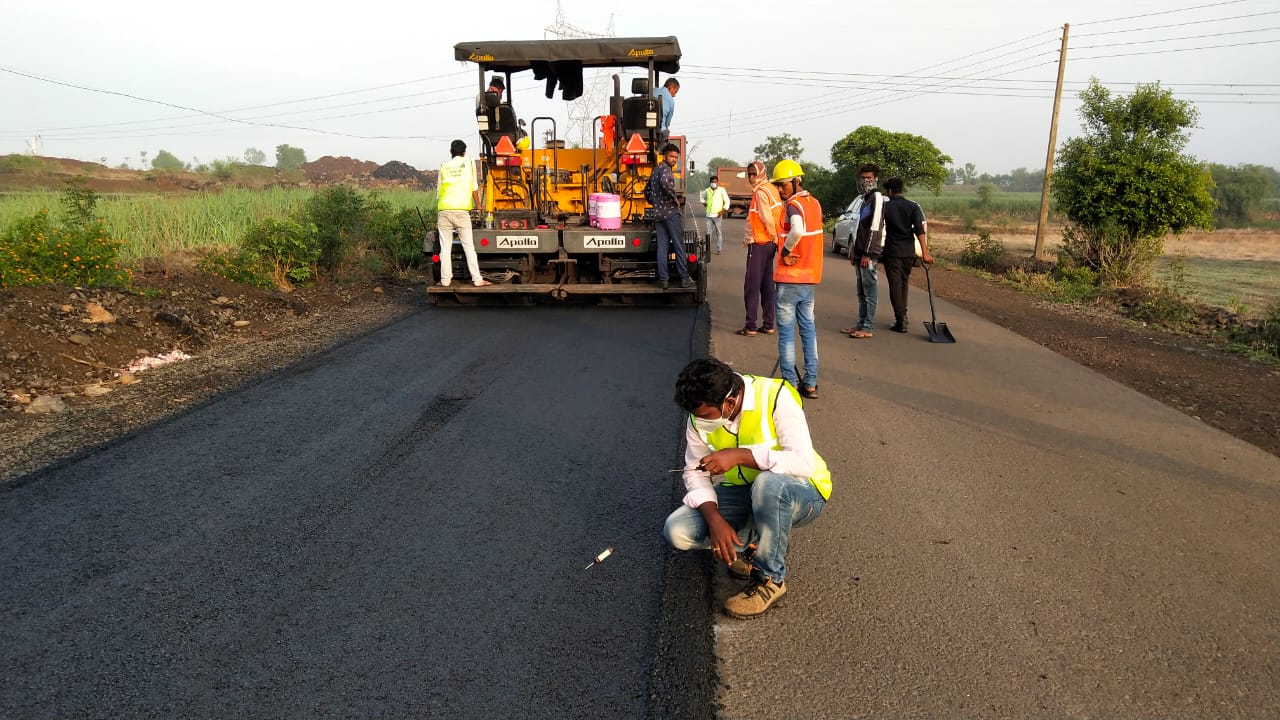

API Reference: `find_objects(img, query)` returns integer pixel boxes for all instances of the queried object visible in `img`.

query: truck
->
[714,166,753,219]
[425,36,707,305]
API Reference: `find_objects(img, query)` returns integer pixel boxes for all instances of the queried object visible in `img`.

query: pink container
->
[589,193,621,229]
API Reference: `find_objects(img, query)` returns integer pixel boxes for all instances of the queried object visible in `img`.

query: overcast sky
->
[2,0,1277,177]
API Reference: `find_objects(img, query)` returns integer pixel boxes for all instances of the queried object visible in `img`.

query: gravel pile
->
[372,161,428,187]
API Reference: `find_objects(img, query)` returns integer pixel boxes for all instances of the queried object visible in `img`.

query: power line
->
[1073,9,1280,37]
[1075,26,1280,50]
[1074,0,1250,26]
[0,64,458,141]
[1073,38,1280,60]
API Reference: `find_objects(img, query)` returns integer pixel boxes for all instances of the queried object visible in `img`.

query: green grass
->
[914,189,1047,222]
[1156,256,1280,318]
[0,188,435,261]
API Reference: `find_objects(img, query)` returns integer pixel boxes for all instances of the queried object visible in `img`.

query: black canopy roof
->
[454,37,681,74]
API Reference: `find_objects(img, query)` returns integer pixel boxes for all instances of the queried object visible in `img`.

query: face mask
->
[860,178,878,193]
[693,416,732,433]
[692,390,735,433]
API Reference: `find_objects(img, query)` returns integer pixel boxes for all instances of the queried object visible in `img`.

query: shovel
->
[921,263,956,343]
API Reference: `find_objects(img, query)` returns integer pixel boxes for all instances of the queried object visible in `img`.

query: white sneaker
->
[438,280,452,287]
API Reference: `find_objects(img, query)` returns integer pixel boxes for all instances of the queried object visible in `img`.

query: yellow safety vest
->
[438,156,477,211]
[693,375,832,500]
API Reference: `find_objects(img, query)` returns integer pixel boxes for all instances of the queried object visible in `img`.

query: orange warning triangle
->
[494,135,517,155]
[624,132,648,154]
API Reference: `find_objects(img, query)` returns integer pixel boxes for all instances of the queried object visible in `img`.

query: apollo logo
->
[468,53,495,62]
[496,236,539,248]
[584,235,626,249]
[627,48,655,58]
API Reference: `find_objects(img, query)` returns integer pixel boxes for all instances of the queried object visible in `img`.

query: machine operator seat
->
[477,92,519,149]
[620,77,656,137]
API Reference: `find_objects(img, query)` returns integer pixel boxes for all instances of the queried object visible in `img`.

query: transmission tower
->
[545,2,615,148]
[25,135,42,156]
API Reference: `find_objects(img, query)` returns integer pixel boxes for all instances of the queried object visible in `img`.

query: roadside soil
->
[1,267,426,482]
[924,222,1280,457]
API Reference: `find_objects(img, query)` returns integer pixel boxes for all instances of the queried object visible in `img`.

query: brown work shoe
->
[724,571,787,619]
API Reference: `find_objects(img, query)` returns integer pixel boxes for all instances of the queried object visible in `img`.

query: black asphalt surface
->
[2,305,717,719]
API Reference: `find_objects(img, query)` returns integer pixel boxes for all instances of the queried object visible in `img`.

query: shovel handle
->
[923,263,939,326]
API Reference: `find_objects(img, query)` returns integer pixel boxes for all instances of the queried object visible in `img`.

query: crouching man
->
[663,357,831,618]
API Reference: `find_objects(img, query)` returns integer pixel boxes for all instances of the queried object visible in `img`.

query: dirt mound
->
[300,156,379,184]
[372,160,435,188]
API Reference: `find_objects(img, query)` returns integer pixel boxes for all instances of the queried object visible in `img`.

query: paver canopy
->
[454,37,681,74]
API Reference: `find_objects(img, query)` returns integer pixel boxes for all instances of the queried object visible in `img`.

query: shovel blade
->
[924,321,956,343]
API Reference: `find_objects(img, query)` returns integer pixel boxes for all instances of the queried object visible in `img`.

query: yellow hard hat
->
[770,159,804,182]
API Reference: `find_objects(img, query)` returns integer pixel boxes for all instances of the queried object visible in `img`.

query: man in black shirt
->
[880,177,933,332]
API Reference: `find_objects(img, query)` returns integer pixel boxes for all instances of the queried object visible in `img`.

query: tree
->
[829,126,952,193]
[752,134,804,167]
[963,162,977,185]
[1207,163,1272,227]
[244,147,267,165]
[276,144,307,171]
[151,149,185,171]
[706,156,740,173]
[1054,79,1214,284]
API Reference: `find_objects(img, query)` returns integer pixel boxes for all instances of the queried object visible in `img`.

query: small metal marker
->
[584,547,614,570]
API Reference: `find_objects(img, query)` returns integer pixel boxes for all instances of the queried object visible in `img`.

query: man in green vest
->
[436,139,491,287]
[665,357,831,618]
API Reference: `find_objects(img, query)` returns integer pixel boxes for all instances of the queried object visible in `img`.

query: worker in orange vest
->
[770,159,824,399]
[739,160,782,336]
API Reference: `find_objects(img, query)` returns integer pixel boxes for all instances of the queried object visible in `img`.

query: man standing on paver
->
[645,143,693,290]
[654,77,680,145]
[664,357,831,618]
[738,160,781,336]
[436,139,491,288]
[771,159,824,399]
[880,177,932,332]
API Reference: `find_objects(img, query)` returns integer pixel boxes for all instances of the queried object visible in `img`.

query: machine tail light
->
[480,238,490,246]
[688,254,698,263]
[632,238,642,246]
[431,254,440,263]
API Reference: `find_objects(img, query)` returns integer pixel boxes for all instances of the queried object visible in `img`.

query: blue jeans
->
[706,216,724,252]
[663,472,826,583]
[775,283,818,389]
[655,215,688,282]
[856,260,878,330]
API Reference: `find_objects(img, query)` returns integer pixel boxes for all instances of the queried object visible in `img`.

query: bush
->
[1060,222,1164,286]
[240,217,320,287]
[0,183,131,288]
[959,231,1006,271]
[198,248,272,289]
[301,186,367,272]
[1229,302,1280,359]
[366,204,431,272]
[1049,261,1101,302]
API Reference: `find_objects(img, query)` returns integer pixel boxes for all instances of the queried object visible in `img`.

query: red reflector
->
[431,254,440,263]
[494,135,517,155]
[480,238,489,246]
[688,254,697,263]
[507,156,522,166]
[624,132,647,154]
[632,238,641,246]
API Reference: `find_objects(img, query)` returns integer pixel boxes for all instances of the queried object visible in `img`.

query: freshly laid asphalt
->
[3,214,1277,719]
[1,305,715,718]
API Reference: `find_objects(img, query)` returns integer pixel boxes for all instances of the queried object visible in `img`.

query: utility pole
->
[1034,23,1070,260]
